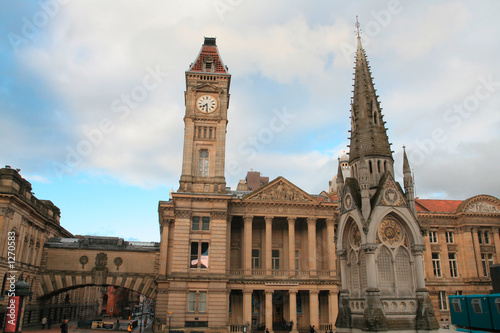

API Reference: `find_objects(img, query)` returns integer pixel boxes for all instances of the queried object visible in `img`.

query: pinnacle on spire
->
[403,146,411,175]
[348,18,393,165]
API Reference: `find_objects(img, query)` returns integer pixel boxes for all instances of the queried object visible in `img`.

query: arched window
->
[395,248,413,295]
[377,246,395,295]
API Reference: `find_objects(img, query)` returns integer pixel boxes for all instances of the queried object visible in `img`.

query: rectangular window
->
[190,242,209,269]
[188,292,196,312]
[432,252,442,277]
[187,291,207,313]
[449,253,458,277]
[484,231,490,244]
[482,253,494,276]
[202,217,210,230]
[446,231,454,244]
[192,216,210,231]
[198,291,207,312]
[478,230,483,244]
[252,249,260,269]
[429,231,438,243]
[198,149,209,177]
[272,250,280,270]
[192,217,200,231]
[438,291,448,311]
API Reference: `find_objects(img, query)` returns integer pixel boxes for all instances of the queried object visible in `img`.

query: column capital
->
[289,289,298,295]
[160,218,174,227]
[361,243,378,254]
[326,218,335,226]
[243,289,253,295]
[287,216,297,224]
[411,244,426,255]
[243,215,254,223]
[307,216,317,224]
[265,216,273,223]
[265,290,274,295]
[309,290,319,295]
[492,227,499,233]
[337,249,347,259]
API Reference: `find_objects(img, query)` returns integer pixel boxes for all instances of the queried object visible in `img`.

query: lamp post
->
[139,299,144,333]
[168,311,172,333]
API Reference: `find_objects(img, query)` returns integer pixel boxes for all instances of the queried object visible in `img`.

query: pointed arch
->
[349,250,360,297]
[395,247,414,296]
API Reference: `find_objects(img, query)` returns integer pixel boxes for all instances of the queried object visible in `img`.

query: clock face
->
[196,95,217,113]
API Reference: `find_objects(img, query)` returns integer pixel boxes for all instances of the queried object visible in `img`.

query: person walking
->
[128,321,133,332]
[41,317,47,329]
[47,317,52,329]
[60,319,68,333]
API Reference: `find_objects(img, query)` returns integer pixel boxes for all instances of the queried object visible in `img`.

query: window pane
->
[188,292,196,312]
[202,217,210,230]
[190,243,199,268]
[198,292,207,312]
[192,217,200,231]
[200,243,209,269]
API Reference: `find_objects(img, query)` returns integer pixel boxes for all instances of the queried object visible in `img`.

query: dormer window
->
[203,57,214,72]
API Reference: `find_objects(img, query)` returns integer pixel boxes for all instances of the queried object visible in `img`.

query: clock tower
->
[179,37,231,193]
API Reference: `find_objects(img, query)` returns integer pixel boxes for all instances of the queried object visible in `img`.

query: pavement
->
[24,319,153,333]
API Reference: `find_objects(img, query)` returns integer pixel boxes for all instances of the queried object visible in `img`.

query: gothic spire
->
[348,26,393,165]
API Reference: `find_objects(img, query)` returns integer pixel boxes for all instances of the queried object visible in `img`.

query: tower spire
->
[348,18,394,187]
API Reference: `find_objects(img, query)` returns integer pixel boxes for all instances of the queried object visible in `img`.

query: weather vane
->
[355,16,361,38]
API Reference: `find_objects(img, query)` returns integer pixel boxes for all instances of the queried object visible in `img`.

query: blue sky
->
[1,1,499,241]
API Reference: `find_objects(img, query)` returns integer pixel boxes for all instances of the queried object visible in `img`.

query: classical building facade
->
[156,37,339,333]
[417,195,500,324]
[154,36,500,333]
[0,166,100,327]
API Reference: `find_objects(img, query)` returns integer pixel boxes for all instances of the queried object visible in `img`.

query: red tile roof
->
[415,199,463,213]
[188,45,227,74]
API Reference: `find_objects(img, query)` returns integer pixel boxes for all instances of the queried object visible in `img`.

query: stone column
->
[244,215,253,275]
[326,218,336,276]
[337,250,348,291]
[309,291,319,329]
[472,228,484,276]
[328,290,338,330]
[412,245,426,290]
[363,244,378,289]
[227,215,232,272]
[288,217,296,275]
[265,290,274,333]
[243,290,253,327]
[307,217,317,276]
[265,216,273,275]
[493,228,500,261]
[159,219,172,277]
[289,290,298,333]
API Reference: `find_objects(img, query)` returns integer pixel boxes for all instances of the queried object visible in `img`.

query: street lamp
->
[168,311,172,333]
[139,299,145,333]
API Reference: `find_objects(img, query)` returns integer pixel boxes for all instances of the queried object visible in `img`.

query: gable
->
[242,177,318,204]
[374,172,406,207]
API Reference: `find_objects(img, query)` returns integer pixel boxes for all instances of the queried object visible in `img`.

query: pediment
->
[193,82,223,93]
[242,177,318,204]
[374,172,406,207]
[460,195,500,214]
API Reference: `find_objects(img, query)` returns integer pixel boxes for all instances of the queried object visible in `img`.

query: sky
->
[1,1,499,242]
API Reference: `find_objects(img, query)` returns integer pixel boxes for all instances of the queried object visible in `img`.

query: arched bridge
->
[38,236,159,299]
